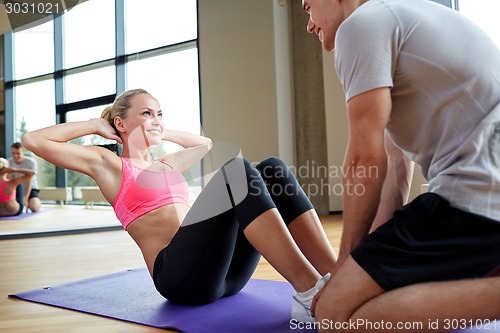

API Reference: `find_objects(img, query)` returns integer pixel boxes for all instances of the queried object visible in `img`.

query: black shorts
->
[352,193,500,291]
[29,189,39,199]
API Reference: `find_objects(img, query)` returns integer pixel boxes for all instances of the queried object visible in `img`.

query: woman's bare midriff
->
[125,203,191,277]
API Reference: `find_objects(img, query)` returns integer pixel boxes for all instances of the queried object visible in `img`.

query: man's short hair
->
[11,142,24,150]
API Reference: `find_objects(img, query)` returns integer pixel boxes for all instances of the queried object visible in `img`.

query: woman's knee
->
[223,156,289,180]
[256,156,284,171]
[255,157,291,180]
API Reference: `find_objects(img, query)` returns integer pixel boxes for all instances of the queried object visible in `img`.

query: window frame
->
[2,0,201,203]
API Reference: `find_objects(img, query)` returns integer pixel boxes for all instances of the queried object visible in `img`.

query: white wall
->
[198,0,294,164]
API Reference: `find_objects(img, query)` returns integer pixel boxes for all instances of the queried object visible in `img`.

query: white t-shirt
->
[8,156,39,190]
[335,0,500,221]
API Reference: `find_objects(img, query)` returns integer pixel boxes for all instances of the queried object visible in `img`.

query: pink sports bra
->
[112,158,190,230]
[0,179,15,202]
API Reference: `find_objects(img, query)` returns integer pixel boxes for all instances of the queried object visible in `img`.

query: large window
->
[14,79,56,187]
[63,0,115,69]
[65,65,116,104]
[4,0,200,204]
[65,106,116,202]
[125,0,197,54]
[14,80,56,140]
[13,20,54,80]
[127,48,201,152]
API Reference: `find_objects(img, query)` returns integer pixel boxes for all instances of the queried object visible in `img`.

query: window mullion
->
[54,14,67,187]
[3,32,15,155]
[116,0,126,95]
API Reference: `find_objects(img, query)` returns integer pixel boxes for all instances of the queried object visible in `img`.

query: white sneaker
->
[291,273,331,323]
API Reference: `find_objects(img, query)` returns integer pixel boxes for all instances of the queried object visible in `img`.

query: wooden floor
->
[0,205,342,333]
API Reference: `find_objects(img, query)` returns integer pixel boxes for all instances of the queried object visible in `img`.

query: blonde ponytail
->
[101,88,150,130]
[0,158,9,169]
[101,105,115,128]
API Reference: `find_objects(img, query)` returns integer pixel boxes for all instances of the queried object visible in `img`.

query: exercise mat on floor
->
[9,267,498,333]
[9,267,317,333]
[0,210,43,221]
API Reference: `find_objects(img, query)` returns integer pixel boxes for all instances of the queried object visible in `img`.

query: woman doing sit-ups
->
[22,89,336,323]
[0,158,35,217]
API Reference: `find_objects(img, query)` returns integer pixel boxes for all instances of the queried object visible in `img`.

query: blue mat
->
[9,267,316,333]
[0,210,43,220]
[9,267,499,333]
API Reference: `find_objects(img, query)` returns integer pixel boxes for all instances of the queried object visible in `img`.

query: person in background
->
[0,158,35,217]
[9,142,42,213]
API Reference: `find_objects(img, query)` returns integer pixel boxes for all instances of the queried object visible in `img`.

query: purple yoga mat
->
[9,267,316,333]
[0,210,42,220]
[9,267,499,333]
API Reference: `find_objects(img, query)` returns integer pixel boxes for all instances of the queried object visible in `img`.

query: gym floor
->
[0,205,342,333]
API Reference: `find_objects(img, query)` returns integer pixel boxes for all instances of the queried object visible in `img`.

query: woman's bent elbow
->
[21,133,36,152]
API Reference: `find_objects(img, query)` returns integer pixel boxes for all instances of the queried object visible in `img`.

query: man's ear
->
[114,117,126,132]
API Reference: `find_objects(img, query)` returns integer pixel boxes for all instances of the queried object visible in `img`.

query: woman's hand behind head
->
[91,118,123,144]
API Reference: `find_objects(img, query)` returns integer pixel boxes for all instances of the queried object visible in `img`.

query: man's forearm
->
[337,155,387,266]
[371,136,414,231]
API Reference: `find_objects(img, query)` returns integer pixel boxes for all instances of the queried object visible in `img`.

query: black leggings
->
[153,157,314,305]
[14,184,25,216]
